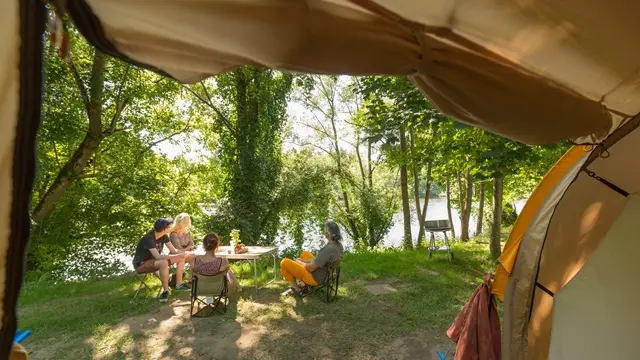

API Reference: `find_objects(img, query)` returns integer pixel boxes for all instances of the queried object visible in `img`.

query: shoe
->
[175,283,190,291]
[158,290,169,302]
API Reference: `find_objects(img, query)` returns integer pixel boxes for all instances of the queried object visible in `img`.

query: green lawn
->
[18,242,497,360]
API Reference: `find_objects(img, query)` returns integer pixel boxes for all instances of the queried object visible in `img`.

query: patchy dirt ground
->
[48,283,454,360]
[23,245,493,360]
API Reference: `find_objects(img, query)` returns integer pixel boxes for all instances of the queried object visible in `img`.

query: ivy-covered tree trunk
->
[416,162,432,246]
[399,126,412,249]
[225,68,292,244]
[446,178,456,239]
[491,173,504,260]
[476,182,485,235]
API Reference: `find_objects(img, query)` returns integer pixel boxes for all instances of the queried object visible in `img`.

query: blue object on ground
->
[14,329,31,344]
[436,350,446,360]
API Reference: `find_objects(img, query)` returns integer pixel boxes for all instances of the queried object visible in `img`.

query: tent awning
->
[65,0,640,145]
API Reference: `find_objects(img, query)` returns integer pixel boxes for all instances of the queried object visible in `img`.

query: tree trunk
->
[416,162,432,246]
[32,135,103,222]
[355,132,367,187]
[327,87,360,243]
[458,171,473,241]
[366,140,376,247]
[446,178,456,239]
[409,127,423,243]
[399,126,412,249]
[490,173,504,261]
[476,182,485,236]
[32,51,107,223]
[367,140,373,189]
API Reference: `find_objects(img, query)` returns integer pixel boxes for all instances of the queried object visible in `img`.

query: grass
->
[18,241,499,359]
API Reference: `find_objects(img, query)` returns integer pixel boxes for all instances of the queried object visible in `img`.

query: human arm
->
[220,258,230,272]
[304,260,319,272]
[307,246,333,272]
[149,248,169,260]
[185,233,195,251]
[166,242,186,258]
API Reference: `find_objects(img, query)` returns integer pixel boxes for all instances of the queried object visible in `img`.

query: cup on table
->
[227,249,232,254]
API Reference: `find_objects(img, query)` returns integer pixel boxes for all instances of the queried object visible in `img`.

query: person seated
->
[280,220,344,295]
[170,213,196,263]
[132,218,189,302]
[190,233,242,293]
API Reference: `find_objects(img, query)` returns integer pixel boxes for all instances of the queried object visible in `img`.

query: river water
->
[106,197,525,274]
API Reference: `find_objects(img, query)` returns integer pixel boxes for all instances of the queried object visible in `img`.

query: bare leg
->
[287,279,302,292]
[155,259,170,291]
[174,256,185,285]
[227,270,242,291]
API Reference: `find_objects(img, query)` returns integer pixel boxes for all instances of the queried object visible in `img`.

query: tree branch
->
[299,141,336,159]
[300,122,332,139]
[105,99,129,136]
[105,65,132,135]
[145,118,193,150]
[182,83,236,135]
[66,56,91,116]
[52,142,61,167]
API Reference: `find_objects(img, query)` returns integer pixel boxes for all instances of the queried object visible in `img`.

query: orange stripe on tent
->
[491,146,588,301]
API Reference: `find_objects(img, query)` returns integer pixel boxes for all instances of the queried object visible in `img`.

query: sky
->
[155,90,356,160]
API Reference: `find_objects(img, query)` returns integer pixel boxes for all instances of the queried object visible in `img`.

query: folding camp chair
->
[132,271,162,300]
[301,262,341,303]
[190,272,229,317]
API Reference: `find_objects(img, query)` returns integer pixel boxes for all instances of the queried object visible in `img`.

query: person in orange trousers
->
[280,221,344,295]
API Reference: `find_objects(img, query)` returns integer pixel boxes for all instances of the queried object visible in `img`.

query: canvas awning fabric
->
[491,146,589,301]
[64,0,640,145]
[4,0,640,357]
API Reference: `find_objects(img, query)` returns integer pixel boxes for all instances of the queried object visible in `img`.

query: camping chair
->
[302,262,341,303]
[190,272,229,317]
[132,270,163,300]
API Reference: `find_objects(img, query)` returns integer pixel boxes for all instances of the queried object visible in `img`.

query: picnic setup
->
[5,0,640,359]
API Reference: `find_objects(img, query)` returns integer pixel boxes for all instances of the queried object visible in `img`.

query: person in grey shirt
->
[170,213,194,249]
[280,220,344,295]
[170,213,195,265]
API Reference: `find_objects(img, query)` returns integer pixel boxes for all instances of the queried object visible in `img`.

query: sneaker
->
[158,290,169,302]
[175,283,190,291]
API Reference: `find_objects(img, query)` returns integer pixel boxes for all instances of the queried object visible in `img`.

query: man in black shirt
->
[132,218,187,301]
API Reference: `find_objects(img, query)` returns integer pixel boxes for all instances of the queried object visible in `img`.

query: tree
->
[476,182,486,235]
[187,68,293,244]
[358,76,442,248]
[34,29,179,222]
[474,133,535,260]
[29,28,197,276]
[293,75,396,248]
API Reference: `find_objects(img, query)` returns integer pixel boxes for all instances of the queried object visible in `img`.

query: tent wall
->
[528,173,627,359]
[549,195,640,359]
[502,151,590,360]
[505,114,640,359]
[492,146,587,301]
[0,0,45,355]
[66,0,640,145]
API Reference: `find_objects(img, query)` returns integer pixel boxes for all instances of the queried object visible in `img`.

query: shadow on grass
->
[19,243,494,359]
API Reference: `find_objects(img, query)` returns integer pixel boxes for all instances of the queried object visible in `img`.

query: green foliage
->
[501,203,518,227]
[192,68,293,244]
[351,185,398,248]
[30,30,571,282]
[29,31,213,278]
[293,75,399,249]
